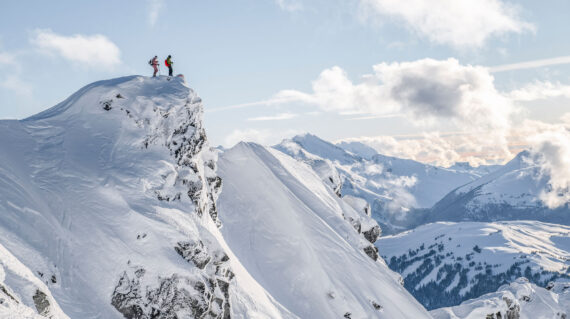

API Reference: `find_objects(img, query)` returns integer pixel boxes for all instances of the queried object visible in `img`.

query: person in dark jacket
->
[165,55,173,76]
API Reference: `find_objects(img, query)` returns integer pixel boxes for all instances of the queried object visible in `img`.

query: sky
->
[1,0,570,169]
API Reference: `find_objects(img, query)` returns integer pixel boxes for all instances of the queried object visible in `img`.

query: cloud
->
[275,58,515,133]
[359,0,534,48]
[519,116,570,208]
[508,81,570,101]
[341,116,570,208]
[30,29,121,68]
[490,56,570,73]
[0,52,16,65]
[0,51,32,96]
[247,113,298,121]
[148,0,165,27]
[274,66,389,113]
[275,0,303,12]
[339,131,514,167]
[0,75,32,96]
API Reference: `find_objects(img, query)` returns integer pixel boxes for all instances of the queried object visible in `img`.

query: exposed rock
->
[175,241,211,269]
[111,264,232,319]
[0,284,17,303]
[364,245,379,261]
[362,225,381,244]
[33,290,50,316]
[371,300,383,311]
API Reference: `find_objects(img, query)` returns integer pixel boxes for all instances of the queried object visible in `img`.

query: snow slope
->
[431,277,569,319]
[377,221,570,310]
[429,151,570,225]
[275,134,481,233]
[0,75,291,318]
[217,142,431,319]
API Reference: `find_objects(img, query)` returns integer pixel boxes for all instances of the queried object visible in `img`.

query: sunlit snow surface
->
[217,142,431,318]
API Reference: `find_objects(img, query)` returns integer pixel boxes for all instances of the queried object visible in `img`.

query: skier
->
[149,56,159,77]
[165,55,173,77]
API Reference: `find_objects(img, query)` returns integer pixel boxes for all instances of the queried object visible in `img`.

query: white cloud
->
[148,0,165,27]
[275,0,303,12]
[275,58,516,133]
[0,51,32,96]
[30,29,121,68]
[359,0,534,48]
[342,116,570,208]
[248,113,298,121]
[340,131,513,167]
[490,56,570,73]
[508,81,570,101]
[518,116,570,209]
[0,75,32,96]
[0,52,16,65]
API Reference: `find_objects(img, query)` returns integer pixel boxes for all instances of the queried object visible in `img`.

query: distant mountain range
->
[275,134,570,233]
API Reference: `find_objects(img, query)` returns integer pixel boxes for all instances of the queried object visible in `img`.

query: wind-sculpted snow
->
[431,277,569,319]
[0,76,290,318]
[377,221,570,310]
[217,142,431,318]
[275,134,481,234]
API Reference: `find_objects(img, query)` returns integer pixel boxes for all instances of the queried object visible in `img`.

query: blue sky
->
[1,0,570,166]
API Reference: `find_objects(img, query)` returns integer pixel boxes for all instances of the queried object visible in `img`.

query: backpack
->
[148,59,152,65]
[165,59,169,67]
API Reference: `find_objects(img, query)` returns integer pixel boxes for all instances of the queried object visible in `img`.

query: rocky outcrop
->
[111,260,233,319]
[362,225,381,244]
[33,290,51,316]
[104,79,231,318]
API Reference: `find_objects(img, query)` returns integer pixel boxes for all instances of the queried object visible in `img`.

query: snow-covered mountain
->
[428,151,570,225]
[0,75,286,318]
[216,142,430,318]
[431,277,569,319]
[376,221,570,310]
[275,135,482,233]
[0,75,430,318]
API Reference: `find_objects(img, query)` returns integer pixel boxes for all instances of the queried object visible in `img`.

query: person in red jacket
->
[149,56,159,77]
[165,55,173,76]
